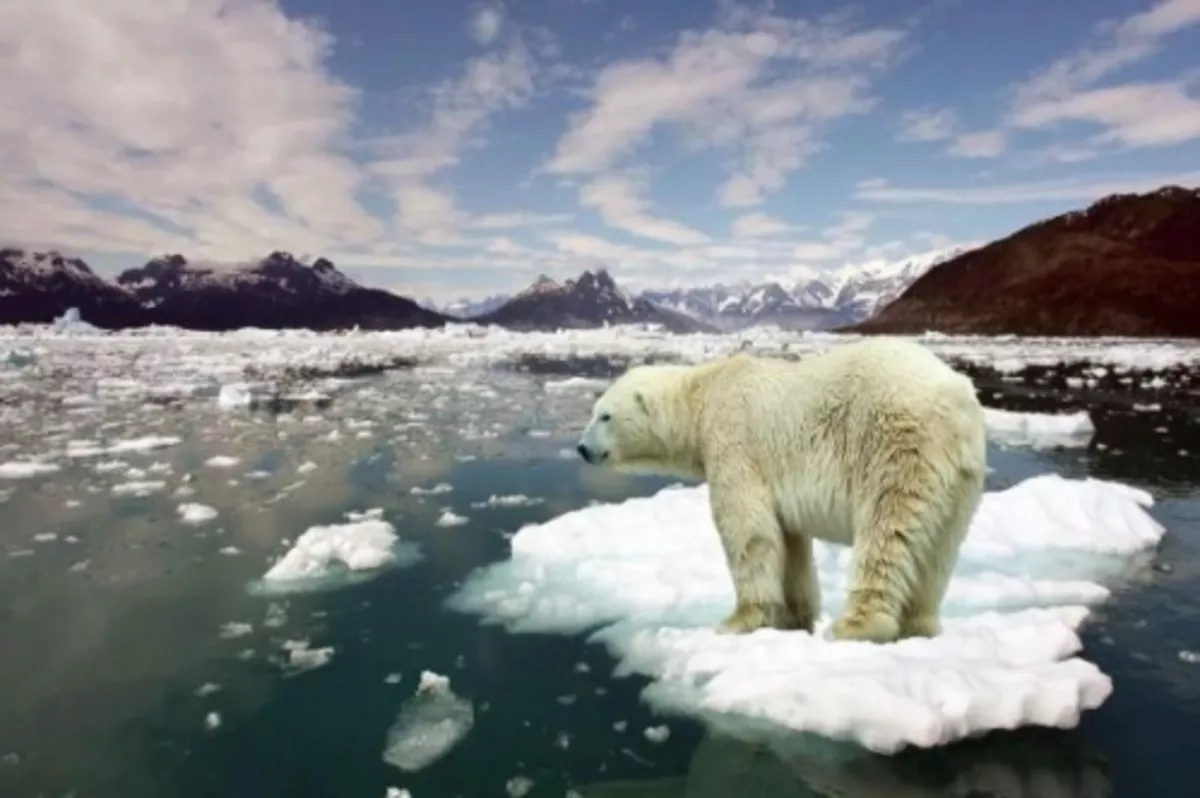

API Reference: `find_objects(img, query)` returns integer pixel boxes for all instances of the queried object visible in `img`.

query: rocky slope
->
[0,248,153,327]
[474,270,715,333]
[0,249,448,331]
[850,186,1200,338]
[113,251,449,331]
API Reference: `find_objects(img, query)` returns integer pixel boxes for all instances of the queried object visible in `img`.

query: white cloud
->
[1006,0,1200,149]
[579,173,709,244]
[0,0,380,260]
[371,37,539,242]
[1011,81,1200,147]
[730,211,793,238]
[854,171,1200,204]
[546,7,904,208]
[947,129,1009,158]
[897,108,959,142]
[468,4,505,45]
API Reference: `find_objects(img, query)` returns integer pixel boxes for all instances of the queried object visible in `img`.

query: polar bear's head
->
[576,364,699,477]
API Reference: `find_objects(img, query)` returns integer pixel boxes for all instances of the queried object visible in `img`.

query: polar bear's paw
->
[717,601,798,635]
[831,611,901,644]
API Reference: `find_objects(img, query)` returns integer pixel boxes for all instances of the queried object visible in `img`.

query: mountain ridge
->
[849,185,1200,338]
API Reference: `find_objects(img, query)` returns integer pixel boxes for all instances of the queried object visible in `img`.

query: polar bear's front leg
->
[708,473,793,634]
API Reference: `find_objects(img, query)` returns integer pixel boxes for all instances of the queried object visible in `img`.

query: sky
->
[3,0,1200,303]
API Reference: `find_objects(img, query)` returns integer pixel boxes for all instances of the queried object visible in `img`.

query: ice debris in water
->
[382,671,475,773]
[205,455,241,468]
[178,503,218,525]
[435,509,469,528]
[0,461,61,479]
[282,639,335,673]
[251,513,421,595]
[449,473,1166,754]
[984,408,1096,450]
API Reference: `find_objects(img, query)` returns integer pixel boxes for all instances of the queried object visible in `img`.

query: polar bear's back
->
[695,337,986,544]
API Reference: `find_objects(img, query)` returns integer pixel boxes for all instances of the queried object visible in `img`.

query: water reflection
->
[576,729,1110,797]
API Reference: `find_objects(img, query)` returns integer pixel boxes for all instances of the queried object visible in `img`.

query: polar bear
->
[575,337,988,644]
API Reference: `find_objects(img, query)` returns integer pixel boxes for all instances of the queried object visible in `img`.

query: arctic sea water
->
[0,322,1198,797]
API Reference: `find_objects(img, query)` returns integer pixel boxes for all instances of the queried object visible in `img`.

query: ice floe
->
[449,473,1165,754]
[250,513,421,595]
[984,408,1096,450]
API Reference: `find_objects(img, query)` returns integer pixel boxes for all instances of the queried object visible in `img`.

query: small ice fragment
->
[382,671,475,772]
[205,455,241,469]
[282,639,335,673]
[411,482,452,495]
[385,672,403,684]
[219,546,241,555]
[259,518,406,588]
[0,461,61,479]
[196,683,222,697]
[983,408,1095,449]
[385,789,411,798]
[1181,651,1200,664]
[644,725,670,744]
[435,510,468,528]
[217,383,254,409]
[204,712,221,730]
[111,480,166,497]
[178,503,218,525]
[219,622,253,639]
[298,461,318,474]
[32,532,57,543]
[506,776,535,797]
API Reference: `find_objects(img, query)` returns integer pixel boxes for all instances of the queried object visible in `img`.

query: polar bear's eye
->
[599,412,612,422]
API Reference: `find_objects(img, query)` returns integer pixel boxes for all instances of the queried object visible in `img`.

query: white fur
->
[577,337,988,643]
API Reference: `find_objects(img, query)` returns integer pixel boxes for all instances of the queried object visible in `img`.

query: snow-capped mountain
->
[640,247,968,331]
[438,293,511,319]
[115,251,447,331]
[476,269,715,333]
[0,247,153,327]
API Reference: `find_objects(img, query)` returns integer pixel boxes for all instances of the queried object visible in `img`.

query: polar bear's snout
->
[577,422,611,464]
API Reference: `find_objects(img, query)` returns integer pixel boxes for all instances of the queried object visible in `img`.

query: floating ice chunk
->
[205,455,241,468]
[66,436,180,459]
[282,639,335,673]
[382,671,475,772]
[436,509,468,528]
[0,460,60,479]
[178,503,218,525]
[217,383,254,409]
[252,516,421,595]
[470,494,544,509]
[412,482,453,495]
[111,480,167,497]
[984,408,1095,450]
[449,474,1165,754]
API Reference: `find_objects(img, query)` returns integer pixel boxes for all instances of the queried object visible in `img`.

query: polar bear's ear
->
[634,390,650,415]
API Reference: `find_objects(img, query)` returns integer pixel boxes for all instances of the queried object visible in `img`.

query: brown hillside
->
[849,185,1200,338]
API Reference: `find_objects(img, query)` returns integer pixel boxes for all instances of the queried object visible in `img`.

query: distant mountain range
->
[427,248,965,332]
[3,185,1196,337]
[852,185,1200,338]
[1,249,446,331]
[471,270,715,333]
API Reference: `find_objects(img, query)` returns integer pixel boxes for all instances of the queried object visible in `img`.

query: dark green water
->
[0,366,1197,798]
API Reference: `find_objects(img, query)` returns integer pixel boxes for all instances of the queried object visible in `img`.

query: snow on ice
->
[382,671,475,773]
[250,513,422,595]
[449,474,1165,754]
